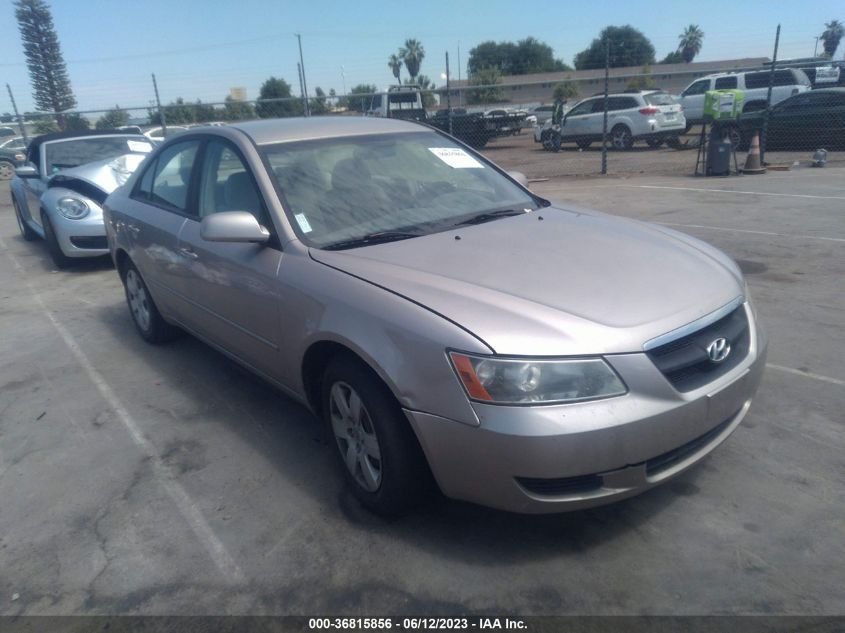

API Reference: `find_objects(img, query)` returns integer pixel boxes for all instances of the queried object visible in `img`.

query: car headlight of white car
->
[56,196,90,220]
[449,352,627,404]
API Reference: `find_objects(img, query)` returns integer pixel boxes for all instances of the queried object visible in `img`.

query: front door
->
[173,139,283,380]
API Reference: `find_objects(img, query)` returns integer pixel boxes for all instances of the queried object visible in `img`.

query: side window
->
[743,73,769,90]
[715,76,737,90]
[134,140,200,213]
[683,80,709,96]
[773,70,795,86]
[568,100,595,116]
[198,140,266,224]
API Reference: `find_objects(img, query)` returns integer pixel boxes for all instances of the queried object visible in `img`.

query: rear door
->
[174,139,284,379]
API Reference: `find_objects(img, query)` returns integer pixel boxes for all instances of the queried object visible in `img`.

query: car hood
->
[310,207,744,356]
[47,153,148,196]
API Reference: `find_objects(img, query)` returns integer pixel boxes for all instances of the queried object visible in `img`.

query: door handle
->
[126,224,140,236]
[178,246,198,259]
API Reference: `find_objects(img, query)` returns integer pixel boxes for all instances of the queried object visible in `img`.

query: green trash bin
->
[703,89,745,122]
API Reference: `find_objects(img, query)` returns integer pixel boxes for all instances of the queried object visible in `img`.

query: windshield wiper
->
[452,209,527,227]
[322,231,421,251]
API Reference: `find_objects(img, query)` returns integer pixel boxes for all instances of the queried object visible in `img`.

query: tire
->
[646,138,663,148]
[40,210,73,269]
[576,139,592,150]
[611,125,634,150]
[322,354,432,516]
[665,135,682,149]
[13,198,36,241]
[121,261,181,344]
[684,122,693,134]
[540,130,552,151]
[0,160,15,181]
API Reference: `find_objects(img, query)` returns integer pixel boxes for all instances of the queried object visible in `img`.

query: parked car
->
[676,68,811,128]
[104,117,766,515]
[529,104,557,125]
[0,144,26,180]
[736,87,845,150]
[0,136,27,150]
[144,125,188,143]
[541,90,685,150]
[11,130,153,267]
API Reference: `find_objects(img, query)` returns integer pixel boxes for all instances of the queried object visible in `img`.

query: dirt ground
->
[480,128,843,180]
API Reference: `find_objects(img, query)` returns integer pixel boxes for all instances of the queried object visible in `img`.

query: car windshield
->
[44,136,153,174]
[644,92,675,106]
[262,131,540,249]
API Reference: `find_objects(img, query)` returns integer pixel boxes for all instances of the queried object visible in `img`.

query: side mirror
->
[508,171,529,188]
[200,211,270,243]
[15,165,38,178]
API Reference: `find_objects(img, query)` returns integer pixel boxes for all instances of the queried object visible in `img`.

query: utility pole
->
[457,41,462,106]
[341,65,347,97]
[6,84,28,144]
[297,62,307,116]
[814,36,819,57]
[445,51,453,136]
[601,39,610,175]
[761,24,780,165]
[152,73,166,136]
[296,33,310,116]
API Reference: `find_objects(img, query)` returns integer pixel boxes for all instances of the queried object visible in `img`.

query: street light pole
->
[296,33,310,117]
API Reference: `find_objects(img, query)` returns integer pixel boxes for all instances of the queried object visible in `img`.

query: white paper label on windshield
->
[127,140,153,153]
[294,213,313,233]
[428,147,484,169]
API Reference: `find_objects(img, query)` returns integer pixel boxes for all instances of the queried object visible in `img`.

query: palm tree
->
[388,53,403,85]
[678,25,704,63]
[820,20,844,58]
[400,39,425,81]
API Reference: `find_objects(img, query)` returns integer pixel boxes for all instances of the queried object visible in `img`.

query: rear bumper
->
[406,304,767,513]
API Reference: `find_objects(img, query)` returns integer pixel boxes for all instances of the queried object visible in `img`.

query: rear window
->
[744,73,770,89]
[715,76,738,90]
[644,92,676,106]
[745,70,807,89]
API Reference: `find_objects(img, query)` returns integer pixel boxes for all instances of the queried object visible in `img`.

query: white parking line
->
[634,184,845,201]
[0,236,245,583]
[657,222,845,243]
[766,364,845,387]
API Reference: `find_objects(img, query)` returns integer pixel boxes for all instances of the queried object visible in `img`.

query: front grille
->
[516,474,603,497]
[647,305,750,392]
[645,414,736,476]
[70,236,108,249]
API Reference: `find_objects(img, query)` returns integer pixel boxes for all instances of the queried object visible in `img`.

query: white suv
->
[540,90,685,150]
[676,68,811,127]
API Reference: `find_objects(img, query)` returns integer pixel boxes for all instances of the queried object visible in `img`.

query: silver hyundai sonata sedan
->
[104,117,767,515]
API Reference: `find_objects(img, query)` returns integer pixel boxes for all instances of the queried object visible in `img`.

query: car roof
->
[27,129,148,152]
[229,116,426,145]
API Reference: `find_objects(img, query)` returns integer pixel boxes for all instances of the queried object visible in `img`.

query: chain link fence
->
[3,59,843,181]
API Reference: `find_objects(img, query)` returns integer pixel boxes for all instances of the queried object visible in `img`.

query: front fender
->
[40,187,104,223]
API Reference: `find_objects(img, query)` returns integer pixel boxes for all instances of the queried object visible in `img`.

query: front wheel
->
[611,125,634,150]
[41,211,73,269]
[122,261,180,344]
[0,160,15,181]
[322,354,432,516]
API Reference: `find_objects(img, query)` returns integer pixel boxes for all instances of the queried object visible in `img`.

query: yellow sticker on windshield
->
[428,147,484,169]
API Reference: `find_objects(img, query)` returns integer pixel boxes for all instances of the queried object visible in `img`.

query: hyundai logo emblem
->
[706,337,731,363]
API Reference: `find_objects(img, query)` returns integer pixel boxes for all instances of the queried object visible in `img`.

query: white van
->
[365,85,426,121]
[677,68,811,127]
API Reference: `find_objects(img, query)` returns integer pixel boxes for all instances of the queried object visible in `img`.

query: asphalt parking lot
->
[1,166,843,616]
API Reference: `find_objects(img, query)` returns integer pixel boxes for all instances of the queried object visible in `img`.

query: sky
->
[1,0,843,115]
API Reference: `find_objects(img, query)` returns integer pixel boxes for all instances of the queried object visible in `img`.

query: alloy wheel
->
[125,269,151,332]
[612,127,632,150]
[329,381,382,492]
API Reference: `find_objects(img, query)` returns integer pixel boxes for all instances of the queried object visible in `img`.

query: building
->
[440,57,770,106]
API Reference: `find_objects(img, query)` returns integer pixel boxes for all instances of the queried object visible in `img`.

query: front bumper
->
[406,303,767,513]
[49,206,109,258]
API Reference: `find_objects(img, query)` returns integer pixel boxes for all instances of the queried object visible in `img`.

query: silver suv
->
[676,68,811,127]
[543,90,685,150]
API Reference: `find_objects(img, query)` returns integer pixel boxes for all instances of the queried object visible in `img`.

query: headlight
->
[56,197,89,219]
[449,352,627,405]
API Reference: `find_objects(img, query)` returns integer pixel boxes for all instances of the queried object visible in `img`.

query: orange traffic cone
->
[742,131,766,174]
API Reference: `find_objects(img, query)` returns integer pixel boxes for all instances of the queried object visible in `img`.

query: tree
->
[573,25,656,70]
[626,65,657,90]
[346,84,378,112]
[63,112,89,131]
[14,0,77,130]
[400,39,425,80]
[96,106,129,130]
[34,119,58,134]
[678,25,704,63]
[223,95,255,121]
[467,67,505,105]
[468,38,570,76]
[658,51,685,64]
[1,113,13,123]
[311,87,328,114]
[552,80,580,102]
[388,53,403,84]
[191,100,217,123]
[256,77,301,118]
[820,20,844,58]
